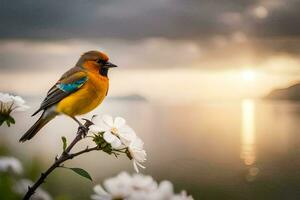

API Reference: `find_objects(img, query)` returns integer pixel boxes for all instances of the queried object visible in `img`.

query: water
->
[1,98,300,199]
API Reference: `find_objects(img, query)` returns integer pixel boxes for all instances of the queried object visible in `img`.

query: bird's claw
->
[78,125,88,137]
[82,118,94,127]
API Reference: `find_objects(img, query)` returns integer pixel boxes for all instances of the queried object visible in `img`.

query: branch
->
[69,146,99,158]
[22,121,95,200]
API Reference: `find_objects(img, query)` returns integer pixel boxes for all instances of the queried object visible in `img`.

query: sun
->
[241,69,256,82]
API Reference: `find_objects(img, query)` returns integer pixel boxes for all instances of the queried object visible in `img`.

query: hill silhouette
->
[265,83,300,101]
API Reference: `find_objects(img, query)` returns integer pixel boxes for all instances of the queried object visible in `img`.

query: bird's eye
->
[96,59,106,65]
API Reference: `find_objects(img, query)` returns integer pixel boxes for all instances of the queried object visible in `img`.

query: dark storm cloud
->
[1,0,297,40]
[248,0,300,38]
[0,0,300,72]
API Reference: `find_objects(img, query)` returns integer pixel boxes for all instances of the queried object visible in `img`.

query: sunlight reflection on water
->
[241,99,260,181]
[241,99,256,166]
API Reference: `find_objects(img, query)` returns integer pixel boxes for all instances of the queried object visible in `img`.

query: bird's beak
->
[103,61,118,69]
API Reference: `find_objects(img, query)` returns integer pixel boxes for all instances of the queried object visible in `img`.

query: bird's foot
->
[78,125,88,137]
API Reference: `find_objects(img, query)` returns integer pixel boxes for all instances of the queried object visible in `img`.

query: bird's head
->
[77,50,118,77]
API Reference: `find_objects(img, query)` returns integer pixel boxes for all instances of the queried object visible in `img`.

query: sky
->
[0,0,300,101]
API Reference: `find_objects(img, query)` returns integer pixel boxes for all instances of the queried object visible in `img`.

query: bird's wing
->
[32,67,88,116]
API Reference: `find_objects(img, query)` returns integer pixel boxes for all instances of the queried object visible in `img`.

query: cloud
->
[0,0,299,72]
[0,38,202,70]
[0,0,298,40]
[0,37,299,72]
[246,0,300,38]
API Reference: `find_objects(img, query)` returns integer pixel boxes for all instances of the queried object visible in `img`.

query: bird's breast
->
[56,73,109,116]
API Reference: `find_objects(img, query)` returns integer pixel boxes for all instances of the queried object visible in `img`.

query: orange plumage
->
[19,51,117,142]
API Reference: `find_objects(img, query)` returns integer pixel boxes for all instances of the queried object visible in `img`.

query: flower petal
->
[90,194,103,200]
[118,125,137,145]
[135,161,146,169]
[103,131,117,143]
[98,122,111,132]
[11,96,25,105]
[0,93,13,103]
[94,185,109,196]
[88,125,102,134]
[131,150,147,162]
[90,194,111,200]
[111,138,122,148]
[0,157,23,174]
[158,180,174,197]
[133,160,139,173]
[114,117,126,129]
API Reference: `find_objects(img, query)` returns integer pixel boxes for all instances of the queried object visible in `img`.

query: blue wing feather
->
[32,67,88,116]
[57,77,88,92]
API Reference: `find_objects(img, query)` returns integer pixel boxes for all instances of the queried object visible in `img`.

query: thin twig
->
[68,146,99,158]
[22,120,94,200]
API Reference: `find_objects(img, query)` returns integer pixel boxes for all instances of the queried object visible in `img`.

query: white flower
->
[90,115,137,149]
[171,191,194,200]
[0,92,11,103]
[129,174,158,200]
[91,185,113,200]
[14,179,52,200]
[88,124,103,135]
[156,181,175,199]
[0,92,29,126]
[91,172,194,200]
[11,95,30,111]
[131,174,158,191]
[0,156,23,174]
[0,92,29,113]
[91,172,132,200]
[128,138,147,173]
[89,115,146,173]
[91,172,158,200]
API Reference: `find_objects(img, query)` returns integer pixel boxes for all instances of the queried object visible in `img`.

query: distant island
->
[265,83,300,101]
[108,94,147,101]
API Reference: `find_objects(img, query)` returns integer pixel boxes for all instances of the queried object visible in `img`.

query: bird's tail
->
[19,111,56,142]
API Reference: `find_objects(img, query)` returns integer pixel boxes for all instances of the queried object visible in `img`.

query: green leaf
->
[61,136,67,151]
[68,167,92,181]
[0,115,5,126]
[0,115,15,127]
[101,143,107,148]
[7,116,15,124]
[103,145,112,154]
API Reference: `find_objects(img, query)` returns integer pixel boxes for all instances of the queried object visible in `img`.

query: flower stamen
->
[111,127,118,135]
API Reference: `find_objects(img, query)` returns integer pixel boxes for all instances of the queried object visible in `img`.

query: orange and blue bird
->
[19,50,117,142]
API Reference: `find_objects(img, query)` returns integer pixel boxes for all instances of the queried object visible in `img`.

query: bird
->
[19,50,117,142]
